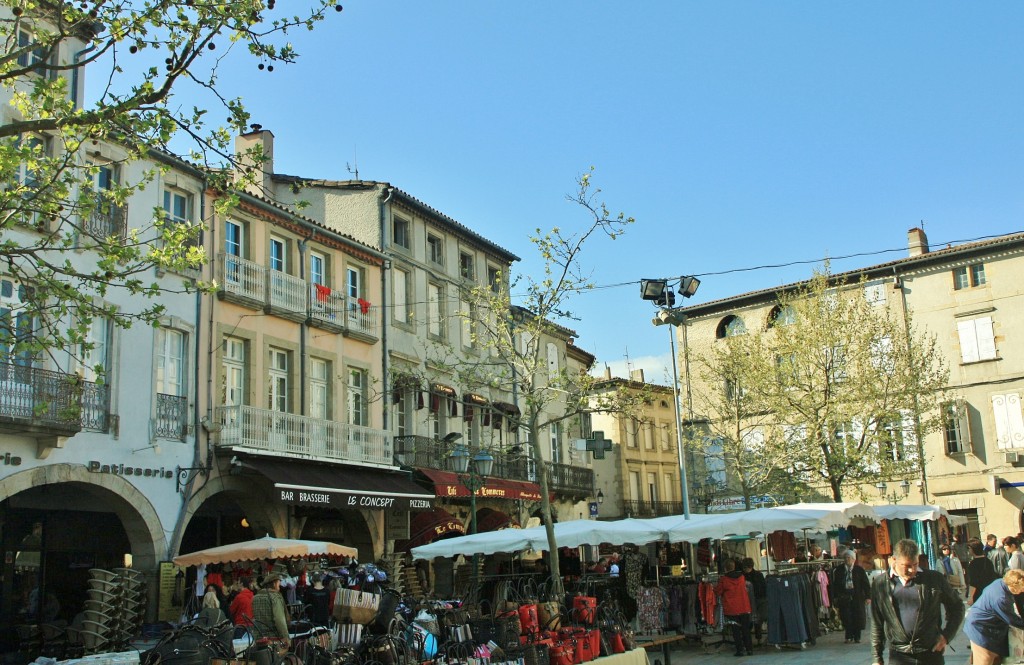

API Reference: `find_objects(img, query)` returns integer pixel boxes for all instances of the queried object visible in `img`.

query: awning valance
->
[464,393,489,405]
[492,401,521,415]
[431,383,457,397]
[418,468,543,501]
[245,458,435,511]
[402,508,466,550]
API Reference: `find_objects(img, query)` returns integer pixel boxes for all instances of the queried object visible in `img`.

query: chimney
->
[630,368,645,383]
[604,365,612,380]
[235,126,275,198]
[907,227,929,257]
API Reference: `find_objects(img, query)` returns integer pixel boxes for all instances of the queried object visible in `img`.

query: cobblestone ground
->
[643,611,974,665]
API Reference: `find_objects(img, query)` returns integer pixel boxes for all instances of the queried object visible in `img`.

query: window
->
[644,422,654,450]
[222,337,245,408]
[267,348,289,413]
[957,317,997,363]
[0,279,36,374]
[223,219,243,285]
[310,252,326,286]
[155,328,186,397]
[629,471,641,502]
[427,282,444,338]
[269,237,286,273]
[864,282,887,307]
[347,266,364,311]
[663,474,676,503]
[395,388,411,437]
[550,423,562,464]
[80,316,112,383]
[394,268,410,324]
[992,393,1024,451]
[879,417,906,462]
[347,368,367,426]
[626,419,638,448]
[870,336,894,373]
[16,29,52,75]
[769,305,796,327]
[833,421,857,451]
[717,315,746,338]
[310,358,329,420]
[943,400,970,455]
[14,135,48,223]
[828,345,848,382]
[954,264,987,290]
[393,216,410,250]
[487,266,501,293]
[459,252,475,280]
[427,233,444,265]
[163,189,192,226]
[546,343,560,382]
[460,299,475,348]
[647,472,658,503]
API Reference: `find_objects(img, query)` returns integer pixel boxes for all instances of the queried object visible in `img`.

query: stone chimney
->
[908,227,929,257]
[604,365,612,380]
[630,368,645,383]
[235,126,275,198]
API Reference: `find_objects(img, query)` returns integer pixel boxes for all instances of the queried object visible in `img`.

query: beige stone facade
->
[673,229,1024,538]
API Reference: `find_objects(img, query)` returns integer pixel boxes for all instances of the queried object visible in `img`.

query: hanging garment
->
[698,581,718,628]
[637,586,664,634]
[768,531,797,562]
[625,552,648,600]
[683,584,700,634]
[876,520,893,556]
[815,569,831,608]
[888,519,908,544]
[765,575,809,645]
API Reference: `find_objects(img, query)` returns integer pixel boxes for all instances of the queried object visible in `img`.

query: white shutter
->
[958,320,980,363]
[977,317,997,360]
[394,270,407,323]
[547,342,559,380]
[992,394,1024,450]
[955,399,973,454]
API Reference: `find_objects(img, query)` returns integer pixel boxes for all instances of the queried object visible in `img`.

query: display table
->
[635,634,689,665]
[591,648,649,665]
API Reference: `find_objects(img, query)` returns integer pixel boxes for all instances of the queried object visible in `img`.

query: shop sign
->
[385,509,410,540]
[439,483,542,501]
[88,460,175,478]
[708,494,781,512]
[278,488,433,511]
[0,452,23,466]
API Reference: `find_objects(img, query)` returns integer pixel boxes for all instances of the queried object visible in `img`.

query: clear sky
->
[167,2,1024,384]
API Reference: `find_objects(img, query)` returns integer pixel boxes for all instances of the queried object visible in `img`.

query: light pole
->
[643,276,700,520]
[876,479,911,504]
[449,444,494,585]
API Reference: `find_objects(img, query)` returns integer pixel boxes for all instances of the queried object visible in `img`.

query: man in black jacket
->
[870,539,964,665]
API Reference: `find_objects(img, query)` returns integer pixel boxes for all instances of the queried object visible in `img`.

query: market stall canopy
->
[658,502,881,542]
[173,536,357,566]
[871,504,968,526]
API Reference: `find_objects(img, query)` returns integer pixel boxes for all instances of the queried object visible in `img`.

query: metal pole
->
[469,472,479,588]
[667,323,691,519]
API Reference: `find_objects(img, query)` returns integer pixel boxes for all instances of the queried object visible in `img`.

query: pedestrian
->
[938,544,966,596]
[740,558,767,644]
[608,554,620,577]
[870,538,964,665]
[304,572,331,627]
[989,535,1009,576]
[252,573,291,649]
[229,577,255,637]
[963,569,1024,665]
[1002,537,1024,571]
[716,558,753,657]
[969,539,1000,604]
[985,534,999,552]
[832,548,870,644]
[951,533,972,566]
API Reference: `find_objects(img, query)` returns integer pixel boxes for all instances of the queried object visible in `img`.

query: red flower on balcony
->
[357,298,371,314]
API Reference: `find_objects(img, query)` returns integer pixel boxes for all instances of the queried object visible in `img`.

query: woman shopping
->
[963,569,1024,664]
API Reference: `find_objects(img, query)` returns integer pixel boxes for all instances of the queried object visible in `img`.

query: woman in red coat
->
[716,559,753,657]
[229,577,255,637]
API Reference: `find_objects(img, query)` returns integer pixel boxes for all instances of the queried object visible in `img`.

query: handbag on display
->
[332,588,381,626]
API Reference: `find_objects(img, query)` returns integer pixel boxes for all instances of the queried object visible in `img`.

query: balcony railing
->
[154,393,188,440]
[82,199,127,240]
[80,380,111,432]
[216,404,392,467]
[546,462,594,496]
[622,500,684,518]
[217,253,379,339]
[0,363,84,431]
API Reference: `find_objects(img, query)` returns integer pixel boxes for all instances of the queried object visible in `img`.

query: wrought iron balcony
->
[622,500,684,518]
[82,199,127,240]
[393,435,538,484]
[80,380,111,432]
[216,404,392,467]
[155,393,188,440]
[545,462,594,497]
[0,363,84,434]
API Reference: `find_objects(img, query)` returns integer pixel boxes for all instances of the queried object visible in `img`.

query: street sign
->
[589,502,599,518]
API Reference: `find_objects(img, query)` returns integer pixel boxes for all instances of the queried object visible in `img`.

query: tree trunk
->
[530,411,563,597]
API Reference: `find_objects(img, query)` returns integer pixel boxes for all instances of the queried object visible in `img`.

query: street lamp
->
[449,445,494,585]
[875,479,912,504]
[645,276,701,519]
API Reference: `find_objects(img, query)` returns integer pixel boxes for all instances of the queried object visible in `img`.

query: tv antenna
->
[346,147,359,181]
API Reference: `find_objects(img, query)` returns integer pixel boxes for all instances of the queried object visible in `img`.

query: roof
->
[271,176,521,264]
[677,230,1024,318]
[590,376,673,393]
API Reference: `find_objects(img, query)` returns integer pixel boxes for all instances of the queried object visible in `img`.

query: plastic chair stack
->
[113,567,147,643]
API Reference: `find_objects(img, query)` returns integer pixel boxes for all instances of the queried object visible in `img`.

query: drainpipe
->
[894,266,930,503]
[378,187,393,430]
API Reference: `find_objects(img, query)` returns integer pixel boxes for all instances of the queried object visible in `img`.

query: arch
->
[766,304,796,329]
[0,463,166,568]
[177,473,286,555]
[716,315,747,339]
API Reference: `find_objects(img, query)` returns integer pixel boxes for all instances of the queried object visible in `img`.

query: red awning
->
[418,468,544,502]
[476,507,521,532]
[402,508,466,550]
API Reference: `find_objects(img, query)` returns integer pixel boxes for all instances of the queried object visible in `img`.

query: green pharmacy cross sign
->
[586,431,613,460]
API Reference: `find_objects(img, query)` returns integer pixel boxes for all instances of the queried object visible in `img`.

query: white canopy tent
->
[653,502,881,543]
[871,504,968,526]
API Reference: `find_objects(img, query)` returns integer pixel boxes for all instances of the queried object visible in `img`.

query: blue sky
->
[167,2,1024,384]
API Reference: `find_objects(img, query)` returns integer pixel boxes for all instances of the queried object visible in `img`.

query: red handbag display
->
[610,631,625,654]
[519,602,540,635]
[587,629,600,656]
[549,641,574,665]
[571,596,597,625]
[574,632,595,664]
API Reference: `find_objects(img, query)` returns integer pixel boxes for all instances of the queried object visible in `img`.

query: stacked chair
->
[69,568,147,655]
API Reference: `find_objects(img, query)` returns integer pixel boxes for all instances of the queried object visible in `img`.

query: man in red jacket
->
[717,559,753,657]
[229,577,255,636]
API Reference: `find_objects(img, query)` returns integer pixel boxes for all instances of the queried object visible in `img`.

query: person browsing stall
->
[252,573,291,649]
[964,569,1024,665]
[832,548,871,644]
